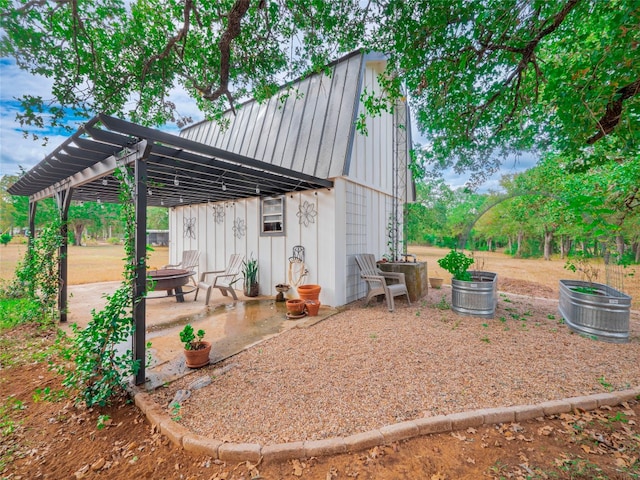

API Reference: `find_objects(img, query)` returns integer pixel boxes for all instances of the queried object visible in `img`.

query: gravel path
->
[152,283,640,446]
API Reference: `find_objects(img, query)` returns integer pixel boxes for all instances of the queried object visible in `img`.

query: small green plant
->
[96,414,111,430]
[565,252,600,292]
[437,249,474,281]
[547,314,556,320]
[0,232,12,246]
[480,335,490,343]
[179,324,207,350]
[169,402,182,421]
[33,386,67,403]
[242,254,258,291]
[597,375,613,392]
[434,295,450,310]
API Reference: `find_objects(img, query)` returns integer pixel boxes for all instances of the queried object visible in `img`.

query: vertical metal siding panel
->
[270,90,298,168]
[317,57,357,178]
[306,70,337,177]
[291,75,321,175]
[246,101,268,159]
[204,203,215,271]
[218,111,239,151]
[254,95,283,164]
[228,104,251,154]
[204,120,223,148]
[281,78,312,170]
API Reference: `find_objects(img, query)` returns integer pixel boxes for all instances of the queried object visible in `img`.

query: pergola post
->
[28,200,37,247]
[133,149,150,386]
[55,188,73,323]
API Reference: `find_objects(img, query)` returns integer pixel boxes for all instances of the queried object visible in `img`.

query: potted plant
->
[437,249,497,318]
[179,324,211,368]
[243,254,259,297]
[559,254,631,343]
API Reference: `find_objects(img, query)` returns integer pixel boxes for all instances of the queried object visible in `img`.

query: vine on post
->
[9,216,62,323]
[62,167,145,407]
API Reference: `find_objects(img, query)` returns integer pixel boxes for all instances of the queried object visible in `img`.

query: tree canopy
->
[1,0,638,181]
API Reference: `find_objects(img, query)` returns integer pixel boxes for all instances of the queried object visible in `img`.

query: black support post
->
[55,189,73,323]
[133,152,150,386]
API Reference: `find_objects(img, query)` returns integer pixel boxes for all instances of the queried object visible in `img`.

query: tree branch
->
[586,78,640,144]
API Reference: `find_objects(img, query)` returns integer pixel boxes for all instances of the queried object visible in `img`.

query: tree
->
[1,1,637,182]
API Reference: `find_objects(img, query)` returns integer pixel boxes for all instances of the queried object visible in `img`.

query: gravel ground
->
[152,280,640,446]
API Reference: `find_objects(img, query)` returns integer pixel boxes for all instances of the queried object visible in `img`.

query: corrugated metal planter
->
[558,280,631,343]
[451,271,498,318]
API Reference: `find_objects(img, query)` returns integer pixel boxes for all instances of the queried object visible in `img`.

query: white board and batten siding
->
[169,187,340,305]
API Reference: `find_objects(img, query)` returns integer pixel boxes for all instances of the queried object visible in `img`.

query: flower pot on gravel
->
[297,284,321,301]
[184,341,212,368]
[429,277,443,289]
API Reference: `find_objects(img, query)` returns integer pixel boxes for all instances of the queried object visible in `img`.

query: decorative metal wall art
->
[212,204,225,224]
[183,216,196,239]
[233,217,246,239]
[297,200,317,227]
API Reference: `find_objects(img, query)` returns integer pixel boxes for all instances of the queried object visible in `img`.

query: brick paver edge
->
[133,385,640,463]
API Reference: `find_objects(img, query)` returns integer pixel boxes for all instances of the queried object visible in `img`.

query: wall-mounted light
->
[255,185,260,194]
[97,197,102,204]
[222,182,227,191]
[179,196,183,203]
[148,189,153,196]
[174,174,179,186]
[102,178,108,186]
[161,198,165,206]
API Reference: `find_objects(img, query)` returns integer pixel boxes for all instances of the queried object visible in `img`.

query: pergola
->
[8,113,333,384]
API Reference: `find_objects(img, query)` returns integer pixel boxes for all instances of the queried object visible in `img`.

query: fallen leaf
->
[291,459,303,477]
[451,432,466,441]
[466,427,477,434]
[538,425,554,436]
[615,458,628,467]
[581,445,592,454]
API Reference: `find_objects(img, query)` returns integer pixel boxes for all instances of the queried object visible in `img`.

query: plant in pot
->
[179,324,211,368]
[437,249,497,318]
[243,254,259,297]
[559,253,631,343]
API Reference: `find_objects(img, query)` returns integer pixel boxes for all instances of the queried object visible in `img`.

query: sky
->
[0,58,537,193]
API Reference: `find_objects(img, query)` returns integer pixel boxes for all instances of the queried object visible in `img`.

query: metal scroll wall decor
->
[232,217,246,239]
[212,204,225,224]
[183,216,196,239]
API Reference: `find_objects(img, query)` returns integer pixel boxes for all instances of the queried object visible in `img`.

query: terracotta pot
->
[297,284,321,301]
[184,341,211,368]
[304,300,320,316]
[286,299,306,315]
[429,277,443,289]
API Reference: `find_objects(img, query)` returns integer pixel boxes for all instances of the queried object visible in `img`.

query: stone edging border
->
[133,386,640,464]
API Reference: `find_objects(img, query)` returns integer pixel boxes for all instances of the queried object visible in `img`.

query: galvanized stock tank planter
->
[559,280,631,343]
[451,271,498,318]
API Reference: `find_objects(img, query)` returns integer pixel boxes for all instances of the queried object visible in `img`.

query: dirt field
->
[2,242,637,308]
[0,242,169,285]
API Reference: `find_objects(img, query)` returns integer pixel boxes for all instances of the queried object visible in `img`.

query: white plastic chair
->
[163,250,200,285]
[195,254,244,305]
